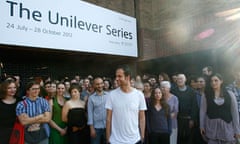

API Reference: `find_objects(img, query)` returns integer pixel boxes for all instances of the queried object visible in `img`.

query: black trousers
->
[149,132,170,144]
[177,117,194,144]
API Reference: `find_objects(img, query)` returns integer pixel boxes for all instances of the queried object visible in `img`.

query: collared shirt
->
[226,81,240,112]
[16,97,50,117]
[87,91,108,128]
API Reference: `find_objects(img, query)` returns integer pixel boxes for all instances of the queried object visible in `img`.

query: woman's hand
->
[59,128,67,136]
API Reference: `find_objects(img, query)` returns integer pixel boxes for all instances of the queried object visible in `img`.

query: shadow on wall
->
[137,48,236,84]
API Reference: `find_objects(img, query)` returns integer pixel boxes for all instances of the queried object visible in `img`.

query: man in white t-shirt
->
[105,65,147,144]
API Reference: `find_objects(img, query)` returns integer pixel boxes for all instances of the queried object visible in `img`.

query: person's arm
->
[62,102,70,122]
[49,119,66,136]
[17,100,51,125]
[171,96,179,119]
[38,98,51,123]
[90,125,96,138]
[48,99,66,135]
[168,112,172,134]
[106,109,112,143]
[139,110,145,142]
[190,90,198,128]
[18,113,45,125]
[36,111,51,123]
[138,91,147,142]
[228,90,240,137]
[200,95,207,135]
[49,99,58,129]
[87,96,96,138]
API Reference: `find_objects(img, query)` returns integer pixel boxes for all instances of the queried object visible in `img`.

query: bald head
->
[93,77,104,93]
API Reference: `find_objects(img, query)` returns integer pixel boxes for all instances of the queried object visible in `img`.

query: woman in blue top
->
[147,87,172,144]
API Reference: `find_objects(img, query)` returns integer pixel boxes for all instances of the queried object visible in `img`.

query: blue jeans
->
[91,128,106,144]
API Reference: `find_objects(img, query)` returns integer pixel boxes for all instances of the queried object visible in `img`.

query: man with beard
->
[88,77,108,144]
[106,65,147,144]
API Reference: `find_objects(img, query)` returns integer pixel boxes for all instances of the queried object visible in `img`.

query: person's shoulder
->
[226,82,235,90]
[37,97,49,102]
[226,89,238,103]
[88,92,97,99]
[131,88,145,101]
[226,88,235,98]
[16,98,30,109]
[109,87,120,94]
[171,94,178,100]
[16,99,24,107]
[48,98,54,105]
[186,86,196,94]
[186,86,194,91]
[103,91,109,95]
[63,100,72,108]
[171,87,178,93]
[133,88,144,95]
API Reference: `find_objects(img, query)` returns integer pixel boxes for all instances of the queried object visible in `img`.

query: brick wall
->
[136,0,240,61]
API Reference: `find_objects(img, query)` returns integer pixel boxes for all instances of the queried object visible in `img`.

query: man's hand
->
[189,120,194,128]
[90,127,97,138]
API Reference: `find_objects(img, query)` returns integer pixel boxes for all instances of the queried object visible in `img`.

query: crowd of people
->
[0,65,240,144]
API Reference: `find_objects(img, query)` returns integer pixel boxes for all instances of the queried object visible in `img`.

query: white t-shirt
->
[105,87,147,144]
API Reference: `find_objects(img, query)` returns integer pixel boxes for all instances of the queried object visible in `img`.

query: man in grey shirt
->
[87,77,108,144]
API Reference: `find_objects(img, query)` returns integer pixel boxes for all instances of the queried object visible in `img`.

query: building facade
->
[1,0,240,82]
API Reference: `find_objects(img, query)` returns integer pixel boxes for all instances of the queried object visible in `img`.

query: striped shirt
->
[16,97,50,117]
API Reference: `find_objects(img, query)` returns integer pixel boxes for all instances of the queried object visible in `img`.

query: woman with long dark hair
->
[147,87,172,144]
[200,73,240,144]
[49,83,68,144]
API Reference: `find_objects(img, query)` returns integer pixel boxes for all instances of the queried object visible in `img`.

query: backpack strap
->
[23,100,27,108]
